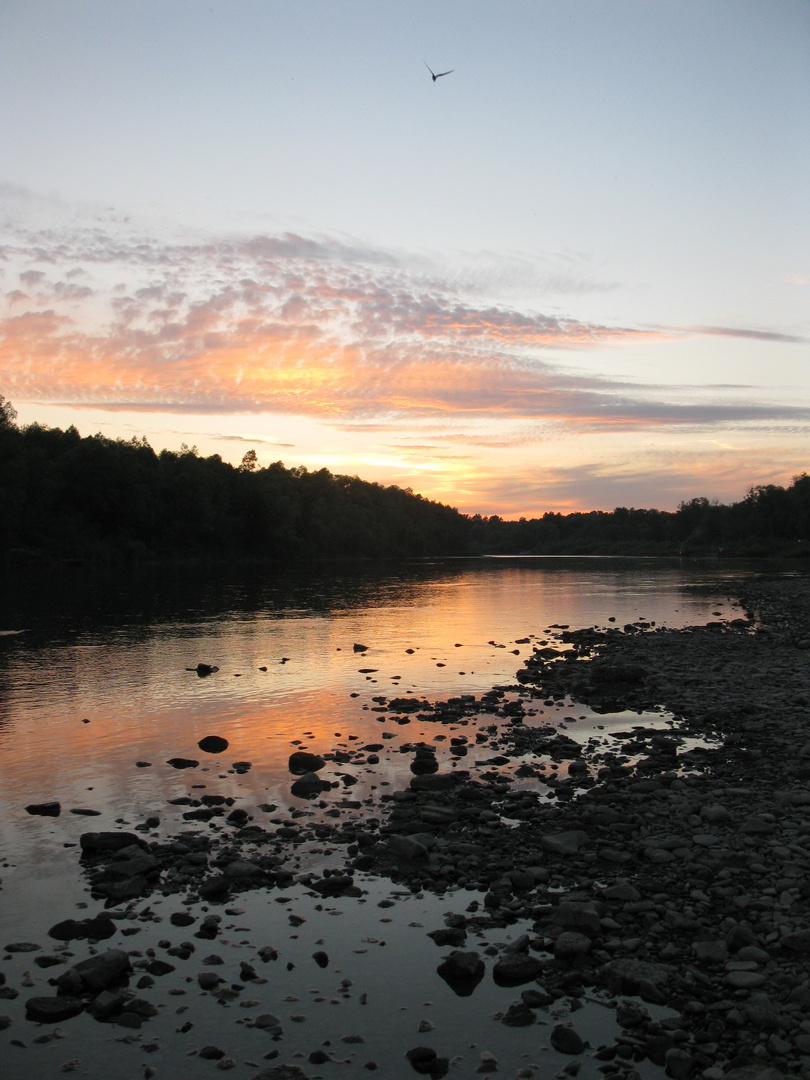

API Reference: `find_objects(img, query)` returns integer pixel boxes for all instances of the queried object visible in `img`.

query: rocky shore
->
[4,576,810,1080]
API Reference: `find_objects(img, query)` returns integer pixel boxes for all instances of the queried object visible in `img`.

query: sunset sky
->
[1,0,808,516]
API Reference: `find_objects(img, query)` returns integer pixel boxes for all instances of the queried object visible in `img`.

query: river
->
[0,557,793,1079]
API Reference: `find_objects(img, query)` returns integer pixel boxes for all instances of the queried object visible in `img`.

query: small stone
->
[501,1001,536,1027]
[477,1050,498,1073]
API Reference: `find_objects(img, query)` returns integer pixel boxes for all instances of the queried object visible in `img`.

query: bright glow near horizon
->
[1,0,808,517]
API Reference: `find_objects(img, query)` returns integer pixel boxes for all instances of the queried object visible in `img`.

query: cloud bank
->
[3,212,806,434]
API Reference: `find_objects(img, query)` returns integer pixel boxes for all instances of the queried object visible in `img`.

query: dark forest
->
[1,398,808,563]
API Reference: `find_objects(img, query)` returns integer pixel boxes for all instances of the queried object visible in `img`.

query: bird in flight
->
[423,60,454,82]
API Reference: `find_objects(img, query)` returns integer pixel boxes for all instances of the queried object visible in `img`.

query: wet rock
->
[251,1067,311,1080]
[780,929,810,954]
[289,751,326,774]
[388,835,429,860]
[198,736,229,754]
[199,876,229,899]
[501,1001,536,1026]
[167,758,199,769]
[541,831,589,856]
[664,1047,695,1079]
[552,902,601,936]
[405,1046,449,1077]
[493,953,543,985]
[89,990,125,1019]
[550,1024,585,1054]
[436,951,485,996]
[410,774,457,793]
[25,801,61,816]
[80,831,145,853]
[476,1051,498,1073]
[312,951,329,968]
[198,972,222,990]
[25,996,85,1022]
[253,1012,283,1031]
[55,949,131,994]
[49,916,116,942]
[427,928,466,948]
[553,932,591,960]
[223,859,264,880]
[291,772,331,798]
[195,664,219,677]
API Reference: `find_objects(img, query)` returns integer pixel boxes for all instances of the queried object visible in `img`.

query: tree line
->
[1,397,807,562]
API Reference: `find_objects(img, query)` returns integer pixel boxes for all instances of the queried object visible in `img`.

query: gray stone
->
[554,932,591,960]
[388,835,429,860]
[550,1024,585,1054]
[552,902,601,936]
[542,831,590,856]
[25,802,61,816]
[251,1066,311,1080]
[493,953,544,985]
[25,996,85,1022]
[56,949,131,993]
[724,970,766,989]
[289,751,326,775]
[501,1001,536,1026]
[223,859,264,879]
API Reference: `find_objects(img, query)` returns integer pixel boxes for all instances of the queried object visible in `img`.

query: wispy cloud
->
[692,325,807,344]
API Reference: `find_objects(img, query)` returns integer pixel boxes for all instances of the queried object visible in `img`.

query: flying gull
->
[423,61,454,82]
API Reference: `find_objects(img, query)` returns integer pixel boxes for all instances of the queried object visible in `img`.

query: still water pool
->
[0,557,783,1079]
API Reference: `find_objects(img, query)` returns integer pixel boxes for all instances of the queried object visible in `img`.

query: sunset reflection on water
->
[0,557,746,850]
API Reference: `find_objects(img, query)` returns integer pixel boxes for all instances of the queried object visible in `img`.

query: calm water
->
[0,557,753,825]
[0,557,794,1079]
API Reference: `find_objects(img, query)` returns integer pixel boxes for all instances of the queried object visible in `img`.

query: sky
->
[1,0,808,517]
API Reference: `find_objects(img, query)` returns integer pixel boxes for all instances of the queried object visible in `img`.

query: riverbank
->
[2,577,809,1079]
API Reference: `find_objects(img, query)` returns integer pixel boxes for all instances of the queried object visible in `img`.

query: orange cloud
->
[1,222,807,436]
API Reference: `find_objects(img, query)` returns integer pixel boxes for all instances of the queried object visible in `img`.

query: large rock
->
[550,1023,585,1054]
[198,735,229,754]
[388,835,429,860]
[542,831,590,856]
[553,931,592,960]
[291,772,331,798]
[410,774,458,793]
[25,996,85,1022]
[25,802,61,816]
[289,751,326,775]
[49,916,116,942]
[55,949,131,994]
[223,859,265,880]
[492,953,544,986]
[79,832,146,854]
[436,951,485,997]
[552,902,602,936]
